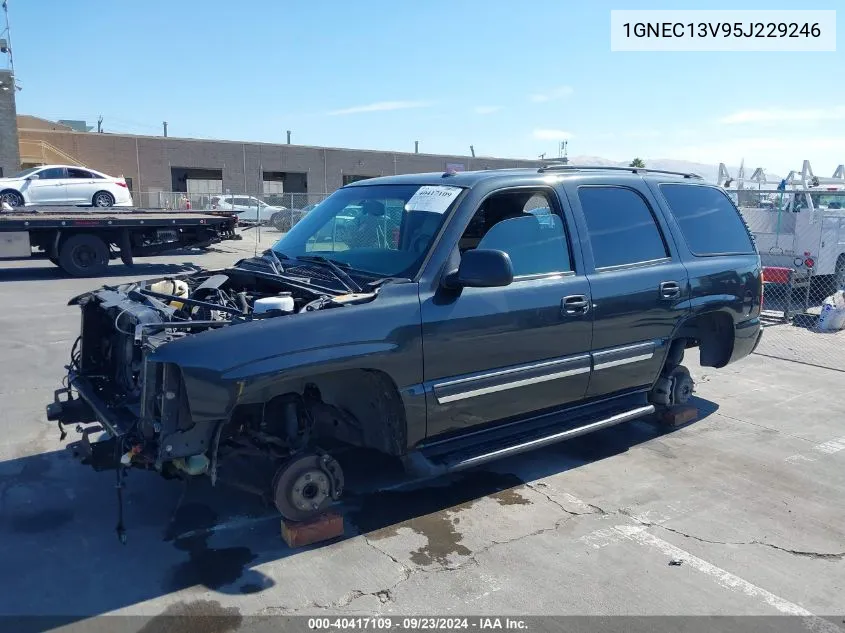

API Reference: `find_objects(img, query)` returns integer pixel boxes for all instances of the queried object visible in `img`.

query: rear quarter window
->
[658,184,755,256]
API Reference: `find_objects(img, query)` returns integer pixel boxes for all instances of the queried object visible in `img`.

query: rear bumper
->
[730,317,763,363]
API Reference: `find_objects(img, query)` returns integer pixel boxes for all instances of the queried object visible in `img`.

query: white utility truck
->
[720,160,845,294]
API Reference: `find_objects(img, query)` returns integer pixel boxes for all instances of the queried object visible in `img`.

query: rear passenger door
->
[562,178,690,398]
[66,168,99,204]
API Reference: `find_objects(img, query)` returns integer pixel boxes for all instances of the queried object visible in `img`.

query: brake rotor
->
[272,453,344,522]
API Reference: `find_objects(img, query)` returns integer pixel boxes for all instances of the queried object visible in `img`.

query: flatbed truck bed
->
[0,207,240,277]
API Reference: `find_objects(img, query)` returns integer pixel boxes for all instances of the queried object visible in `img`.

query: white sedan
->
[0,165,134,208]
[209,195,287,224]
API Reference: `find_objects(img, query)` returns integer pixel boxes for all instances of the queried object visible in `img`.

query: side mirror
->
[442,248,514,290]
[26,174,40,180]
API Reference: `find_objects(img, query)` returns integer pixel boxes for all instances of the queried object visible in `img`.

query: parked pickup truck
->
[47,165,763,537]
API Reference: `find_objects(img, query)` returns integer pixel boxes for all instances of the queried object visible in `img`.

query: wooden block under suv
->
[658,405,699,428]
[281,511,345,548]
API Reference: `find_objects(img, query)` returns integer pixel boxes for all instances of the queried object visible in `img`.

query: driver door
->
[25,167,68,204]
[420,187,594,438]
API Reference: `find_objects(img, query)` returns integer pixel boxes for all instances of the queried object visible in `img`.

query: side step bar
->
[404,404,655,477]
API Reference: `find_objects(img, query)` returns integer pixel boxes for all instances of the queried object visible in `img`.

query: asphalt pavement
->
[0,230,843,631]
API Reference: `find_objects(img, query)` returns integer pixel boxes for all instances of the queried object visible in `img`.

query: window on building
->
[459,189,572,277]
[38,167,66,180]
[343,175,375,186]
[659,184,756,256]
[578,186,669,269]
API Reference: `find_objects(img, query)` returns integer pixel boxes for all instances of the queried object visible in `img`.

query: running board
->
[403,404,655,477]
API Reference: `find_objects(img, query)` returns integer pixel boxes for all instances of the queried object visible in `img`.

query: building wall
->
[17,128,544,195]
[0,71,20,178]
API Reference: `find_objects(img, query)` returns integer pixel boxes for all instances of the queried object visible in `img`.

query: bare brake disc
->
[272,453,344,522]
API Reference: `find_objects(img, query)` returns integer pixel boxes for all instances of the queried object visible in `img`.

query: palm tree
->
[629,158,646,168]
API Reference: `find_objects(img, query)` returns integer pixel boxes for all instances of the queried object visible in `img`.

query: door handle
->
[562,295,590,315]
[660,281,681,299]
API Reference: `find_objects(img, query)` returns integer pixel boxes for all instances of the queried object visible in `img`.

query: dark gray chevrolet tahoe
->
[47,165,763,535]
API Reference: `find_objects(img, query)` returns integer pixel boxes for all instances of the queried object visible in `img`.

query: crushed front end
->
[46,259,376,540]
[47,273,244,477]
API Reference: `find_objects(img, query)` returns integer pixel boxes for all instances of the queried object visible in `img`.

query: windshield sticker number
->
[406,186,462,214]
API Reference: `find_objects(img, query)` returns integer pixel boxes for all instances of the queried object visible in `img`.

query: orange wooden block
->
[281,511,344,548]
[658,405,698,428]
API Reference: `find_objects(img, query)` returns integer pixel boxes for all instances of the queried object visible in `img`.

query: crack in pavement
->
[262,484,842,616]
[617,509,845,561]
[525,482,607,516]
[320,494,582,613]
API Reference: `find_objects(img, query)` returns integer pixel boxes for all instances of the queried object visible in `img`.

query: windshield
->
[271,183,463,278]
[14,167,41,178]
[815,193,845,209]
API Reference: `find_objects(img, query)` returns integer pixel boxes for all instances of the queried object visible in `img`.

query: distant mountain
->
[567,155,782,184]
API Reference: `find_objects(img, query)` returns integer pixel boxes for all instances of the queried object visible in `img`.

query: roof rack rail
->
[537,164,703,179]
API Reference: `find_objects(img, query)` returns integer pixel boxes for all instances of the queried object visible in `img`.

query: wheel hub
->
[272,453,345,521]
[290,470,331,512]
[73,246,95,267]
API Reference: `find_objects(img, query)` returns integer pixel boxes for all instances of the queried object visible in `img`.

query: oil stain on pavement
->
[349,471,531,566]
[163,503,273,594]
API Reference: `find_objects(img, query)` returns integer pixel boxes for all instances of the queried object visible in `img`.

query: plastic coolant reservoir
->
[149,279,189,310]
[254,293,295,314]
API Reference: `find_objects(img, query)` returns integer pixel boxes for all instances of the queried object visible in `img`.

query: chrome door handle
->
[562,295,590,315]
[660,281,681,299]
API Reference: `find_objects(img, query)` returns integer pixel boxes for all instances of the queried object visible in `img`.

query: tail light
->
[116,181,128,188]
[804,257,815,269]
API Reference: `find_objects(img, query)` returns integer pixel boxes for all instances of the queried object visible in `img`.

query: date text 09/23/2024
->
[307,617,528,630]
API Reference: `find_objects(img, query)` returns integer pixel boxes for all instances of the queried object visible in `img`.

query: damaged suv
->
[47,166,763,536]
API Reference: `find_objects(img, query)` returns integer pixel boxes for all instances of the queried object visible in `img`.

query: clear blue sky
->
[7,0,844,173]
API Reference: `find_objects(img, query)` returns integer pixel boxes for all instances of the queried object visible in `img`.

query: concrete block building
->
[14,115,547,206]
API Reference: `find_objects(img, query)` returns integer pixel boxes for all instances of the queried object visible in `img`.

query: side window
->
[459,190,573,277]
[38,167,66,180]
[67,168,93,179]
[658,184,755,256]
[578,186,668,269]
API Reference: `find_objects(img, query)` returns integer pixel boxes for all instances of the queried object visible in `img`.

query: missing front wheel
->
[272,453,344,522]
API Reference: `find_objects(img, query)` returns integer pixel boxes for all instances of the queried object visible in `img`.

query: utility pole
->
[286,130,291,144]
[162,121,168,137]
[470,145,475,157]
[97,115,103,133]
[414,141,419,154]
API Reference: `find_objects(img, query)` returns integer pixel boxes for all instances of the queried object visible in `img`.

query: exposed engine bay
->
[49,253,387,539]
[76,257,378,402]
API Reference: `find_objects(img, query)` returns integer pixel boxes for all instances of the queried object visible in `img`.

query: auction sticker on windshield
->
[406,186,463,214]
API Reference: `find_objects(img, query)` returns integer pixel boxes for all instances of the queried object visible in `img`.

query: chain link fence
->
[756,268,845,372]
[132,191,331,231]
[732,189,845,371]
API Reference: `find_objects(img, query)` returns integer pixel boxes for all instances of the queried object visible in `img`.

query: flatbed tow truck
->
[0,206,241,277]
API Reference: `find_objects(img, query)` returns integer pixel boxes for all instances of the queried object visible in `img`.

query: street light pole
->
[1,0,16,77]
